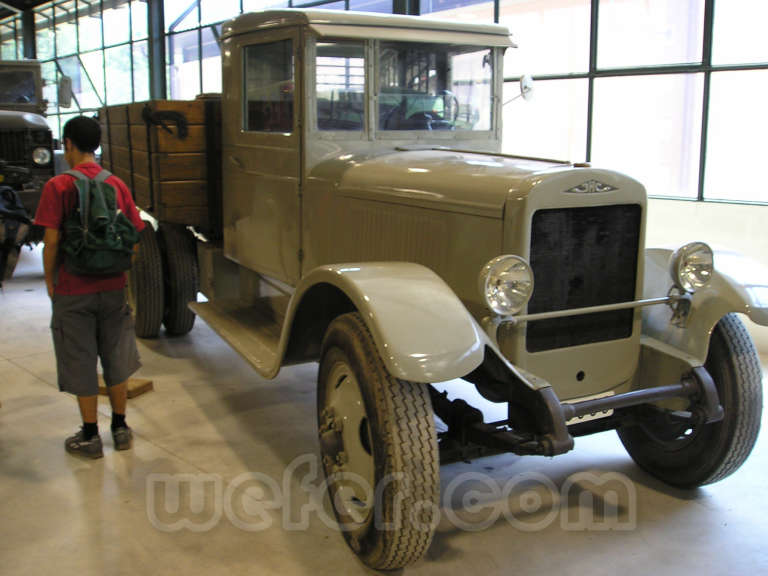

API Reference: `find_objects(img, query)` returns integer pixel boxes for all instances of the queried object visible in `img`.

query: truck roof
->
[222,8,515,47]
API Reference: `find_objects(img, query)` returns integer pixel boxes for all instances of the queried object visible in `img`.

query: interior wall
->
[646,198,768,354]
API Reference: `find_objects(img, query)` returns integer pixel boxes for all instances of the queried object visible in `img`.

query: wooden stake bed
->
[99,98,222,236]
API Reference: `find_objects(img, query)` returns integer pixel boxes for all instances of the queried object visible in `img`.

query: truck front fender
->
[289,262,486,382]
[642,248,768,363]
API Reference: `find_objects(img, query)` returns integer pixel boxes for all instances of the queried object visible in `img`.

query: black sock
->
[111,413,126,431]
[82,422,98,440]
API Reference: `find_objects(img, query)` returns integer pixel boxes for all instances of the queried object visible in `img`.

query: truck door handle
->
[229,155,244,169]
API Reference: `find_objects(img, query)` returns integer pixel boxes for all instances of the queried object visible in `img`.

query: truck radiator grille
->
[0,130,27,163]
[526,204,641,352]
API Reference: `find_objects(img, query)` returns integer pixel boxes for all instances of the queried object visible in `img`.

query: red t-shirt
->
[34,162,146,295]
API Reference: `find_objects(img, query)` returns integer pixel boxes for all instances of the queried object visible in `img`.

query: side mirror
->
[503,74,535,106]
[519,74,534,101]
[58,75,73,109]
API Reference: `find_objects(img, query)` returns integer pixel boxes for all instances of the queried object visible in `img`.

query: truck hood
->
[0,110,49,130]
[315,148,569,219]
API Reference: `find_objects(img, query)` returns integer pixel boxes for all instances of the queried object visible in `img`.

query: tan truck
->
[101,9,767,570]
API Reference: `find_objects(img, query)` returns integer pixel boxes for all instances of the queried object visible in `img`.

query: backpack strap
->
[64,169,88,181]
[64,170,90,230]
[95,169,112,183]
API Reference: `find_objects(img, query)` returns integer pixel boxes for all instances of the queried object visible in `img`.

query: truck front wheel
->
[618,314,763,487]
[318,312,439,570]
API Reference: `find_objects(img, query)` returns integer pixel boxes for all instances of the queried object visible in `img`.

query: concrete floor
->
[2,246,767,576]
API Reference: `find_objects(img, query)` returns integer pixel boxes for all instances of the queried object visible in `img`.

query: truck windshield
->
[378,42,492,132]
[0,70,37,105]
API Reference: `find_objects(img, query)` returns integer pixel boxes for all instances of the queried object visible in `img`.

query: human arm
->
[42,227,60,300]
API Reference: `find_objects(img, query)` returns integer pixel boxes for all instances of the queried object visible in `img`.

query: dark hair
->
[62,115,101,153]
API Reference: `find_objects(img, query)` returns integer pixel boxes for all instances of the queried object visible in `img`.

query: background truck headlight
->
[32,147,51,165]
[479,255,534,316]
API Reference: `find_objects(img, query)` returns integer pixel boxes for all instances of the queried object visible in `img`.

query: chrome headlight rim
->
[32,146,52,166]
[479,254,535,316]
[670,241,714,293]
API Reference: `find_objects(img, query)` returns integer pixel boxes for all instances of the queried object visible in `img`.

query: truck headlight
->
[479,255,534,316]
[32,147,51,165]
[670,242,714,292]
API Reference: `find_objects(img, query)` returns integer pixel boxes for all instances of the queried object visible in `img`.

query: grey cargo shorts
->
[51,289,141,396]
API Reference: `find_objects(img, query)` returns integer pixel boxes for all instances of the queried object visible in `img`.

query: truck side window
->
[316,41,365,131]
[243,40,294,133]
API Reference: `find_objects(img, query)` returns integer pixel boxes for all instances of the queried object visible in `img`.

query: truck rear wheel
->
[618,314,762,487]
[318,312,439,570]
[127,223,164,338]
[158,224,198,336]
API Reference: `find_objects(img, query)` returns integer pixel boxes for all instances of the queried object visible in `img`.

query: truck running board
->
[189,299,284,379]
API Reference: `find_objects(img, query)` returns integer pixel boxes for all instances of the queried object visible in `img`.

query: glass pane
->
[592,74,703,199]
[244,40,294,132]
[59,54,103,109]
[316,41,365,131]
[501,0,590,76]
[105,45,133,104]
[502,78,588,162]
[35,8,55,61]
[379,42,493,131]
[168,29,200,99]
[348,0,391,12]
[294,0,345,8]
[133,40,150,101]
[0,70,38,105]
[48,114,61,142]
[81,50,106,104]
[54,1,77,57]
[705,70,768,202]
[165,0,199,33]
[421,0,493,23]
[201,0,240,26]
[1,17,20,60]
[201,26,222,93]
[77,1,102,52]
[132,0,149,40]
[598,0,705,69]
[713,0,768,65]
[103,0,131,46]
[242,0,289,10]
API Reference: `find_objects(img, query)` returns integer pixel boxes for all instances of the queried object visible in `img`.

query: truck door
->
[221,28,302,284]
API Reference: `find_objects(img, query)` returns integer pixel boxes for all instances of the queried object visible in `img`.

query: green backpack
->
[61,169,140,276]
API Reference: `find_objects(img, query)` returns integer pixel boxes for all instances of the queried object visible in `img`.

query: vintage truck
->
[100,9,766,570]
[0,59,56,278]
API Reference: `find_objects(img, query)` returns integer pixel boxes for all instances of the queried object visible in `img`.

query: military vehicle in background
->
[0,60,56,279]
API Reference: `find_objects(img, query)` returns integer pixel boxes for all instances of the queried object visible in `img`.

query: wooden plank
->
[131,150,207,181]
[110,145,132,173]
[108,123,131,148]
[98,376,154,398]
[159,180,208,206]
[157,205,209,228]
[132,173,153,211]
[107,104,130,126]
[128,99,207,126]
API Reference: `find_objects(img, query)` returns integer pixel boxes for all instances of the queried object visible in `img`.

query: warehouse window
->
[0,13,23,60]
[243,40,294,133]
[500,0,768,204]
[22,0,150,142]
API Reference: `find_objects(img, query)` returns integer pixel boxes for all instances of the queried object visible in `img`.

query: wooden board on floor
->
[98,377,154,399]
